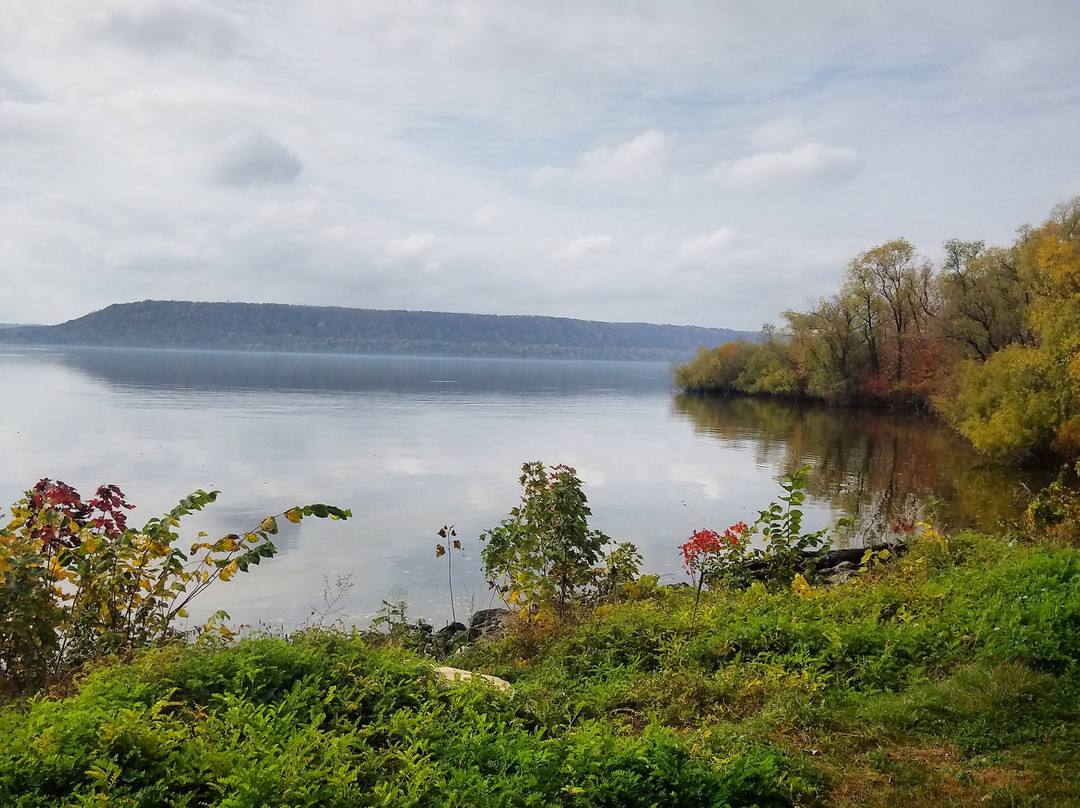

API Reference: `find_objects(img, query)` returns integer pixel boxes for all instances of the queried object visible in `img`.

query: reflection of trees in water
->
[672,395,1048,542]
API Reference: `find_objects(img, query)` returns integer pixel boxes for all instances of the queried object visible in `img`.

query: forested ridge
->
[0,301,751,362]
[675,197,1080,462]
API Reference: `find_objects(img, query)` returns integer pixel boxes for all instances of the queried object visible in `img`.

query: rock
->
[432,666,512,692]
[742,540,908,581]
[436,621,467,638]
[468,608,510,639]
[824,568,859,586]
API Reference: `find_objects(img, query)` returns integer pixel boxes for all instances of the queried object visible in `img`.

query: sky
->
[2,1,1079,330]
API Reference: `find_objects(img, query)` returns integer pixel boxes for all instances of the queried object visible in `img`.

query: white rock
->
[432,666,512,692]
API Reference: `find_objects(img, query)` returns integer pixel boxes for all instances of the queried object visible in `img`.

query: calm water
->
[0,347,1042,630]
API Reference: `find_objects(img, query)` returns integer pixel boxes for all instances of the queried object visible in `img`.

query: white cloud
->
[978,36,1047,79]
[580,130,669,181]
[470,204,503,227]
[529,165,568,188]
[676,228,737,263]
[749,116,806,150]
[554,235,614,260]
[717,143,861,187]
[385,233,441,259]
[533,130,669,187]
[1,2,1079,329]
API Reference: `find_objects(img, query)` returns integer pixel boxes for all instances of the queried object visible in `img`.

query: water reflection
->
[39,347,672,397]
[672,394,1049,537]
[0,347,1052,632]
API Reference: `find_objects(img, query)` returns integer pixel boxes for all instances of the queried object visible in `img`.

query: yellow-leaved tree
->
[940,198,1080,459]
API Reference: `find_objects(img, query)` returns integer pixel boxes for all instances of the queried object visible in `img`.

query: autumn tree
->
[673,340,753,393]
[784,296,865,399]
[844,239,938,391]
[937,239,1031,361]
[940,198,1080,459]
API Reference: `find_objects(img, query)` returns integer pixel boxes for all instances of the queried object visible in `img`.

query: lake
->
[0,347,1044,631]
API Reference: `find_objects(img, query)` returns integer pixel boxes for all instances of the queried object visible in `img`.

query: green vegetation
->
[0,480,350,698]
[675,197,1080,462]
[480,461,641,619]
[4,469,1080,806]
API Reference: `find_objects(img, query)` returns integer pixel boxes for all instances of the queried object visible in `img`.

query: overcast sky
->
[3,1,1079,330]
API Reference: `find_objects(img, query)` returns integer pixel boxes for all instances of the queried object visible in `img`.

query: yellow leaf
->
[792,573,814,600]
[259,516,278,533]
[219,559,239,582]
[284,508,302,524]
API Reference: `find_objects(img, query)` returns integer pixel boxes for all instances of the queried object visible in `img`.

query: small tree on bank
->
[480,462,638,619]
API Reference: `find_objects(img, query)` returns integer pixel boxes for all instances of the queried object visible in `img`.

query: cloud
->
[95,2,237,58]
[386,233,441,259]
[554,235,614,260]
[533,130,669,187]
[529,165,567,188]
[716,143,860,187]
[3,2,1080,330]
[210,133,303,187]
[579,130,669,181]
[676,228,737,263]
[471,204,503,227]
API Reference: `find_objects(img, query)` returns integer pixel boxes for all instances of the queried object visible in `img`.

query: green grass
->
[3,529,1080,806]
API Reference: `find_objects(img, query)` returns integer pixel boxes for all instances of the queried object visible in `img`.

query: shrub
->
[0,479,350,696]
[480,462,640,619]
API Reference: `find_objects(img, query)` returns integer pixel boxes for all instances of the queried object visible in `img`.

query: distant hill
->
[0,301,755,361]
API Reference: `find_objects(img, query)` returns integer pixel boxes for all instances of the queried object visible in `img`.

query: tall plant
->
[435,524,463,624]
[677,466,849,595]
[480,462,637,619]
[0,479,350,694]
[751,465,842,582]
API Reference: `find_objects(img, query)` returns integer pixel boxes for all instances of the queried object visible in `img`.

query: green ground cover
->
[3,525,1080,806]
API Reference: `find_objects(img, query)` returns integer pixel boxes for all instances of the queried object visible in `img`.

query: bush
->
[480,462,640,619]
[0,480,350,696]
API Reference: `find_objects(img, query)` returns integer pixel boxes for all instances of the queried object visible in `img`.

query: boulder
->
[436,621,467,638]
[468,608,510,639]
[432,666,511,693]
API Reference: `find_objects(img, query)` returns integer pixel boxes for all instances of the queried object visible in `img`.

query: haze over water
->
[0,347,1041,630]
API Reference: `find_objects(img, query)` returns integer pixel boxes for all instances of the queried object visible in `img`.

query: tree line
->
[1,301,753,362]
[674,197,1080,462]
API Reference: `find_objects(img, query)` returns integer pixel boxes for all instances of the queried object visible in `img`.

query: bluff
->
[0,301,752,361]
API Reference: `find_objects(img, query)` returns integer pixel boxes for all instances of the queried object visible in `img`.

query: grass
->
[3,528,1080,806]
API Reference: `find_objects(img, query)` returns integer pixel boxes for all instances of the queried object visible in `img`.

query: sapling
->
[435,524,463,624]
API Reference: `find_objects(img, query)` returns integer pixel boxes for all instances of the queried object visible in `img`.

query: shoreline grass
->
[3,528,1080,806]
